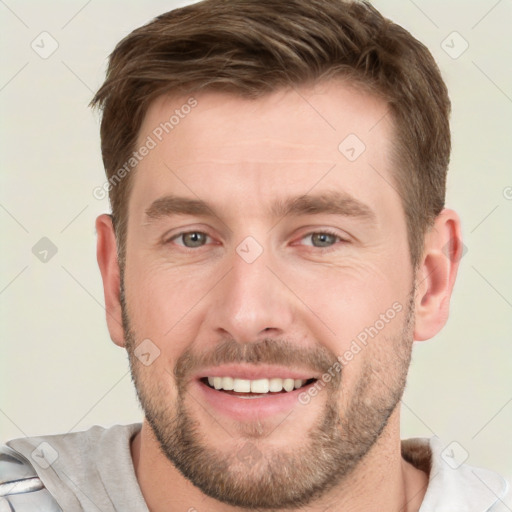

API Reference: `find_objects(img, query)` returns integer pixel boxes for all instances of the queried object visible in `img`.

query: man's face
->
[121,80,416,508]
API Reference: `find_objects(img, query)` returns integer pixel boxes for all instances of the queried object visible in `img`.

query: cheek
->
[126,257,193,329]
[123,258,217,367]
[282,256,411,392]
[289,256,408,335]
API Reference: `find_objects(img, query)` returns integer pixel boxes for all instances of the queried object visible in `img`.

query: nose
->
[207,239,295,344]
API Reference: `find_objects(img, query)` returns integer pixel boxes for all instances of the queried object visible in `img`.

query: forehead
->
[130,80,397,221]
[140,80,390,158]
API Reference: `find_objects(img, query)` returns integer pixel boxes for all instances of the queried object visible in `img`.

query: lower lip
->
[194,379,316,422]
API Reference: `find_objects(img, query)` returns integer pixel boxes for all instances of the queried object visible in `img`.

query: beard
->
[121,283,416,510]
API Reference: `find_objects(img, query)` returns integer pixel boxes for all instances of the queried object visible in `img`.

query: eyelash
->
[167,229,347,253]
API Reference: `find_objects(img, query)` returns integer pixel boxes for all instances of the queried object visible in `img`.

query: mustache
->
[174,337,341,386]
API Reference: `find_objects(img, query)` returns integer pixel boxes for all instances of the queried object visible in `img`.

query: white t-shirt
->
[5,423,510,511]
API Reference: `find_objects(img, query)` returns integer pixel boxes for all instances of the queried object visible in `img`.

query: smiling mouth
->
[200,376,317,396]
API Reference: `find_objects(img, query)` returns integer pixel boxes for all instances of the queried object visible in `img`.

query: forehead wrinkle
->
[171,159,337,166]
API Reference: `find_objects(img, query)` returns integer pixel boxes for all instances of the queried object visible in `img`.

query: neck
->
[131,408,428,512]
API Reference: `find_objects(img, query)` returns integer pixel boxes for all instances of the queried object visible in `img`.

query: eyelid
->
[167,230,213,247]
[164,227,349,251]
[162,223,213,242]
[295,228,348,250]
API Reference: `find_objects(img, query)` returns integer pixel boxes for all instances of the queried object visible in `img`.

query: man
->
[1,0,509,510]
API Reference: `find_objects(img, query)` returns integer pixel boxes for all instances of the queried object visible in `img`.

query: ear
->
[96,214,125,347]
[413,209,463,341]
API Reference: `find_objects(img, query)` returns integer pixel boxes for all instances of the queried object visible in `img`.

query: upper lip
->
[194,364,320,381]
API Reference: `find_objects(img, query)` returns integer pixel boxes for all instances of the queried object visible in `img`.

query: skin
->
[96,79,462,511]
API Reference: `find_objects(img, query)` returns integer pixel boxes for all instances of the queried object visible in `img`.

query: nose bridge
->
[209,234,294,343]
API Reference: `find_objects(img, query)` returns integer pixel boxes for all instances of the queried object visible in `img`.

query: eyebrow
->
[144,191,376,224]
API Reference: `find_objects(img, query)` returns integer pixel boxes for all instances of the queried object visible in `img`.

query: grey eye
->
[309,233,338,247]
[178,232,208,248]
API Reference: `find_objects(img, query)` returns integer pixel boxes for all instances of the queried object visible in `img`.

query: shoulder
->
[402,436,510,512]
[2,423,142,511]
[0,444,62,511]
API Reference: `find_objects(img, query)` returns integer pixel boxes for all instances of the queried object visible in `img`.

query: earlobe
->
[95,214,126,347]
[413,209,463,341]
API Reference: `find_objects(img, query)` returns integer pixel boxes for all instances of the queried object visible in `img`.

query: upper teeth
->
[207,377,305,393]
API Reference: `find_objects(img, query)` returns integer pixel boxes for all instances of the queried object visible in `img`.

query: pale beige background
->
[1,0,511,483]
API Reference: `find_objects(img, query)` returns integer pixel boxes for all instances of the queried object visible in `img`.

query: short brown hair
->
[90,0,451,269]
